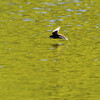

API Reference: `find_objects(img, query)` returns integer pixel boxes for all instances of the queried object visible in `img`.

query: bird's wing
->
[59,34,68,40]
[52,27,60,35]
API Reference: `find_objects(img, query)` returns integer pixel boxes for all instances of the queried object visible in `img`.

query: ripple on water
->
[0,66,3,68]
[97,14,100,16]
[92,37,98,39]
[66,15,72,17]
[50,20,56,22]
[66,8,73,12]
[85,22,89,23]
[47,30,52,32]
[45,25,53,27]
[73,0,82,2]
[43,19,58,23]
[94,59,99,61]
[58,2,65,4]
[75,9,87,12]
[76,25,83,27]
[75,13,82,15]
[10,12,15,14]
[6,2,15,5]
[23,18,34,21]
[46,8,51,11]
[27,2,31,4]
[58,43,63,45]
[96,24,100,25]
[33,34,37,36]
[76,4,81,6]
[35,12,47,14]
[66,8,87,12]
[49,47,55,49]
[29,53,32,54]
[40,2,57,6]
[19,6,23,8]
[18,10,24,12]
[50,22,55,24]
[33,7,43,10]
[18,14,23,16]
[12,17,17,19]
[8,48,12,50]
[66,25,72,27]
[41,12,47,14]
[58,15,67,17]
[63,29,68,31]
[40,59,48,61]
[87,6,91,8]
[4,41,8,43]
[52,60,57,61]
[58,19,64,21]
[95,26,99,28]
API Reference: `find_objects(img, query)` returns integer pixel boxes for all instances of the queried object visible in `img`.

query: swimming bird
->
[50,27,68,40]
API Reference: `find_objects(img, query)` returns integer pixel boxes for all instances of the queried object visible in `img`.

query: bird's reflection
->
[52,43,63,48]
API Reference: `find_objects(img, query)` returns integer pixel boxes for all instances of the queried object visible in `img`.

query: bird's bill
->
[65,37,68,40]
[53,27,60,32]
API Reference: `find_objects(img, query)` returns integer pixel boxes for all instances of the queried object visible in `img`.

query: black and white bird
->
[50,27,68,40]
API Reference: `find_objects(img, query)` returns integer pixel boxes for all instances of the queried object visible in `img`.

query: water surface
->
[0,0,100,100]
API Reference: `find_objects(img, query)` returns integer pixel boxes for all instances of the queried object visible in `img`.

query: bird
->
[50,27,68,40]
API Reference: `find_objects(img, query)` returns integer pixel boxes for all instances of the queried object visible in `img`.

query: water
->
[0,0,100,100]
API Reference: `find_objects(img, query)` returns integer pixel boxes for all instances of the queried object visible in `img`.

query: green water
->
[0,0,100,100]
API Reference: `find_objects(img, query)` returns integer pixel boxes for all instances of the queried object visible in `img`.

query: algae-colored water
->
[0,0,100,100]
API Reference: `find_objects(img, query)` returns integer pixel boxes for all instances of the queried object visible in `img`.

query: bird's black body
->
[50,33,65,39]
[50,31,60,38]
[50,27,68,40]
